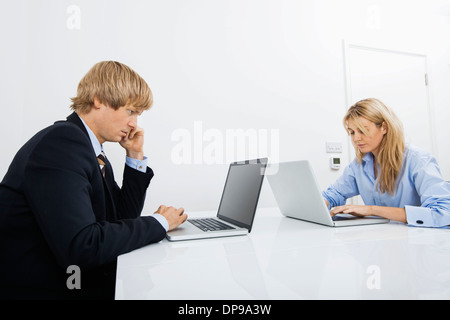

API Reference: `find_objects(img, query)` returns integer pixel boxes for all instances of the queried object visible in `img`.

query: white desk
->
[115,208,450,300]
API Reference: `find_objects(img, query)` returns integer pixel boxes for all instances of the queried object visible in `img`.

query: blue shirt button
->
[416,220,424,225]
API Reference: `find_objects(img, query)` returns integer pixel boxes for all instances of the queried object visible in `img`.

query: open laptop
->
[267,160,389,227]
[166,158,268,241]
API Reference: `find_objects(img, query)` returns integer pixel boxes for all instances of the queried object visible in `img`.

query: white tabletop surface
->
[115,207,450,300]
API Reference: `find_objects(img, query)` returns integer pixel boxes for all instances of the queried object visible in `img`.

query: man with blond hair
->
[0,61,187,299]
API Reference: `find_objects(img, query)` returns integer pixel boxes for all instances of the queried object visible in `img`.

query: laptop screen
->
[217,158,267,231]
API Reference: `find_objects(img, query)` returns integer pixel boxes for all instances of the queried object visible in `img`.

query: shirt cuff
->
[125,156,148,173]
[405,205,434,227]
[151,213,169,232]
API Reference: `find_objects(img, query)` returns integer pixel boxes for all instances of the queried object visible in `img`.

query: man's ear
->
[93,96,102,110]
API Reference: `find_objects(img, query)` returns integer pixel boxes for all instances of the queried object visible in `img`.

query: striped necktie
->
[97,151,106,177]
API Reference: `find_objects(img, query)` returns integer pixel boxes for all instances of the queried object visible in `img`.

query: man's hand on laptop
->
[155,205,188,231]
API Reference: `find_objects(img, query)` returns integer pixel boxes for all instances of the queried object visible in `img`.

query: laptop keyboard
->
[188,218,236,232]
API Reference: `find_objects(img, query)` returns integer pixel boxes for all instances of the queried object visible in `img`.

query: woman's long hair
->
[344,98,405,195]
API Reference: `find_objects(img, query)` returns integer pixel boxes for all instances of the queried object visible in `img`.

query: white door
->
[344,43,436,158]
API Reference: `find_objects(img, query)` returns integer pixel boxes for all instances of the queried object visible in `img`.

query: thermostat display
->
[330,157,341,170]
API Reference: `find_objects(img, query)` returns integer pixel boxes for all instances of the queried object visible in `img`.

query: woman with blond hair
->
[323,98,450,227]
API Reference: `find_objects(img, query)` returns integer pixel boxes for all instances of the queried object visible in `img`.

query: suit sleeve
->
[108,164,154,220]
[23,124,166,269]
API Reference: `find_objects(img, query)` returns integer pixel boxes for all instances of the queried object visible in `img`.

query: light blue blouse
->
[322,145,450,227]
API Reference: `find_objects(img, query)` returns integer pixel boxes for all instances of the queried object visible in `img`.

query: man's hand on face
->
[120,121,145,160]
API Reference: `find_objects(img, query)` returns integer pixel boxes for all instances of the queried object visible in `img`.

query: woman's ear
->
[381,121,388,135]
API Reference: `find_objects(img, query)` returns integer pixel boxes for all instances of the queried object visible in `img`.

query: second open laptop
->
[166,158,268,241]
[267,160,389,227]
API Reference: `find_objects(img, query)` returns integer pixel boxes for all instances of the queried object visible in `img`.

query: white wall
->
[1,0,449,214]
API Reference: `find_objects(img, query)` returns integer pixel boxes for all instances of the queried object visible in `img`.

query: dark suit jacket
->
[0,112,166,299]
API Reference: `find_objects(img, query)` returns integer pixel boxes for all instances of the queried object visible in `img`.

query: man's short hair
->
[70,61,153,114]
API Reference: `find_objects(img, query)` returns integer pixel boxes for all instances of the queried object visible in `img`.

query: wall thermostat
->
[330,157,341,170]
